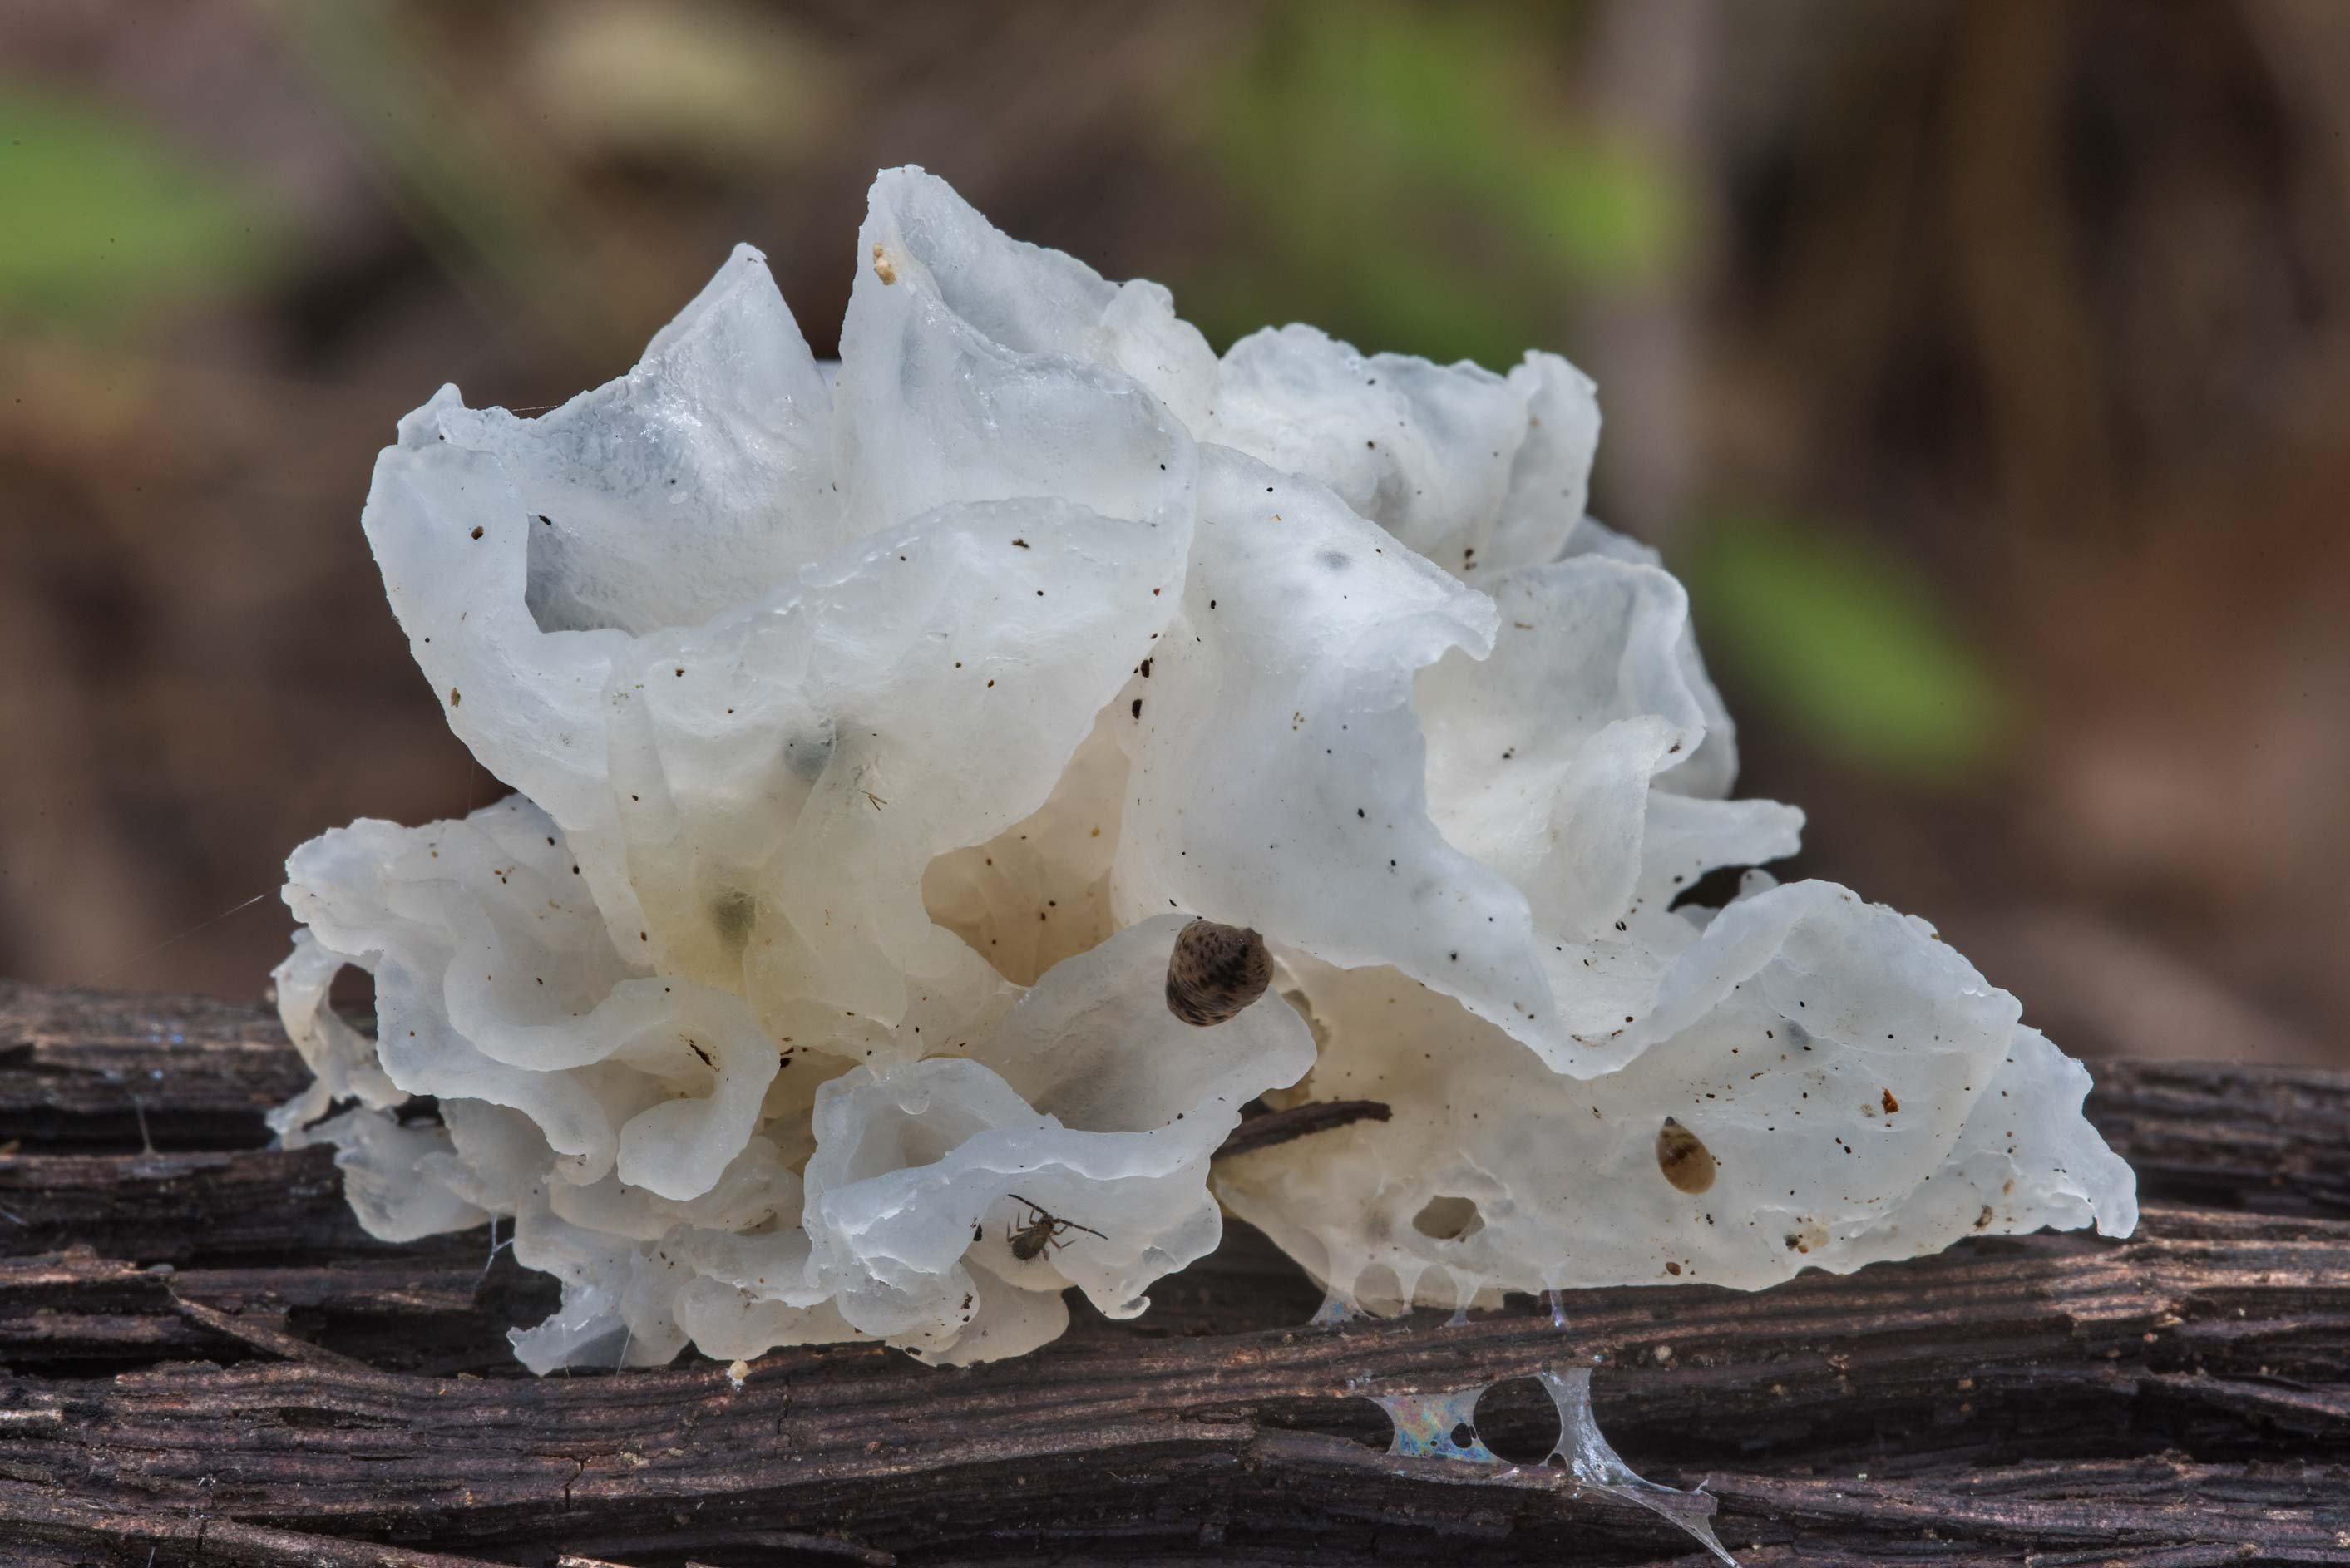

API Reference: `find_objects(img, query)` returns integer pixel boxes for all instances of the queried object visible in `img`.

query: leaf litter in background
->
[517,0,837,175]
[1177,0,1685,367]
[0,84,275,329]
[1686,514,2012,786]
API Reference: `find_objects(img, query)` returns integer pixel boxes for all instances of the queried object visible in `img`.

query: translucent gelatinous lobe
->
[1370,1366,1734,1566]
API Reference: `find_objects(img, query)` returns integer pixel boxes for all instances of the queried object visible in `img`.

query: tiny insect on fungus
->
[1164,919,1274,1026]
[1005,1193,1107,1261]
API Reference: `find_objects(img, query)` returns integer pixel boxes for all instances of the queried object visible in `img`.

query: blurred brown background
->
[3,0,2343,1067]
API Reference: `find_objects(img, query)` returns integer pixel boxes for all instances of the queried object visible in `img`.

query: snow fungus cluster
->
[275,167,2135,1370]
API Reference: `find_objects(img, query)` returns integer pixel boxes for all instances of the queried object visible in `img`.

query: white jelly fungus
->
[275,165,2135,1372]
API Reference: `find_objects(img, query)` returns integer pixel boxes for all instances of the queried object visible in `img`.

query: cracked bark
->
[1,979,2344,1566]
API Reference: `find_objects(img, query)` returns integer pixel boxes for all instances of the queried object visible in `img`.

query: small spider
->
[1004,1193,1106,1261]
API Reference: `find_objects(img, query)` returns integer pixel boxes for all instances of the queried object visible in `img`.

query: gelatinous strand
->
[1365,1365,1735,1565]
[1164,918,1273,1025]
[1371,1387,1499,1462]
[1539,1364,1735,1566]
[1308,1289,1361,1328]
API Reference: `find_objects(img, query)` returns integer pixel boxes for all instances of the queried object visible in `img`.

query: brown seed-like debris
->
[1656,1116,1717,1194]
[1166,919,1273,1027]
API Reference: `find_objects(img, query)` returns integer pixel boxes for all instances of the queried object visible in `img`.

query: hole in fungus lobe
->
[1412,1195,1485,1241]
[1472,1377,1563,1464]
[321,964,379,1042]
[1666,862,1757,913]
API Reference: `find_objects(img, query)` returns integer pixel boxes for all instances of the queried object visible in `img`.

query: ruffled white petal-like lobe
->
[1414,556,1803,1061]
[604,494,1187,1047]
[836,166,1204,540]
[800,916,1313,1363]
[1489,352,1602,571]
[1217,881,2135,1311]
[1111,446,1563,1050]
[448,244,841,638]
[1207,327,1526,577]
[269,929,403,1136]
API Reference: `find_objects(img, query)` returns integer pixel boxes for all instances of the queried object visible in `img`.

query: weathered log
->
[0,979,2343,1566]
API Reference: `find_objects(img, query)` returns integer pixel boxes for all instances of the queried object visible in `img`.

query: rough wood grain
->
[0,979,2343,1566]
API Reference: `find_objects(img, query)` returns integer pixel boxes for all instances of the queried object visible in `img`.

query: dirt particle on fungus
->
[871,243,896,284]
[448,688,461,707]
[1975,1205,1994,1230]
[1881,1087,1900,1114]
[1131,698,1143,720]
[1139,658,1153,678]
[470,525,484,540]
[1656,1117,1717,1194]
[538,514,553,526]
[1011,538,1030,549]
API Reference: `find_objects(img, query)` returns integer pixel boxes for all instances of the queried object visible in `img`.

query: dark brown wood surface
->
[1,979,2345,1566]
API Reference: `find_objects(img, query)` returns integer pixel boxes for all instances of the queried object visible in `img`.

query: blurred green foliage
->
[1186,2,1992,785]
[1184,1,1682,367]
[1686,516,2012,784]
[0,85,272,328]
